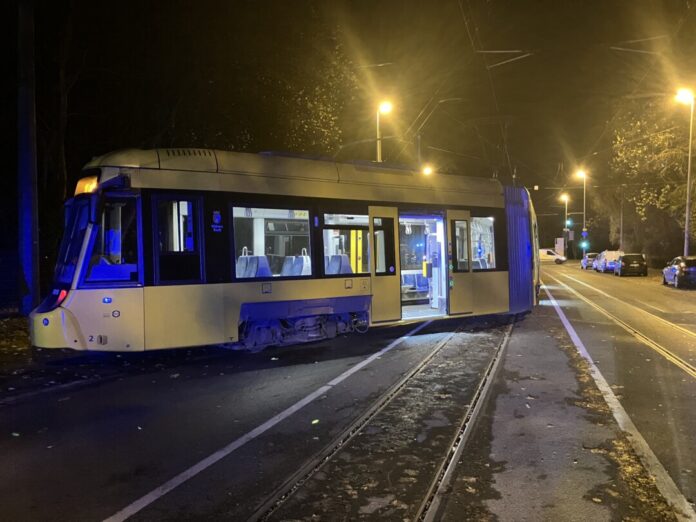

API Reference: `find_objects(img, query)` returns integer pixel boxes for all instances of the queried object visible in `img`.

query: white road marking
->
[640,300,669,314]
[103,320,433,522]
[543,284,696,521]
[548,274,696,379]
[561,272,696,338]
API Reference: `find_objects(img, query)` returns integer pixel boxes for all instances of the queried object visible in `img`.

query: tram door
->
[369,206,401,323]
[446,209,474,315]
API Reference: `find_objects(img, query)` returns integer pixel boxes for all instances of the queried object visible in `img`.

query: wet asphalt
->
[2,263,694,520]
[543,261,696,505]
[1,317,488,521]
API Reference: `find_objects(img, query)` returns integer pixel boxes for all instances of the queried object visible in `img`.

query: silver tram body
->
[30,148,539,352]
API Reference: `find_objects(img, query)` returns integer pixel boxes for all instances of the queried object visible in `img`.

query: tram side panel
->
[504,186,537,313]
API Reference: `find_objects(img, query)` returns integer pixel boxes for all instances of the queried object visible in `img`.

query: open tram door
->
[368,206,401,323]
[446,209,474,315]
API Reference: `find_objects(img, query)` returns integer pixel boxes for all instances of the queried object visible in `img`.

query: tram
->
[30,148,539,351]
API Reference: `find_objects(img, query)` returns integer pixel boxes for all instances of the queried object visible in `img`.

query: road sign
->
[581,229,588,238]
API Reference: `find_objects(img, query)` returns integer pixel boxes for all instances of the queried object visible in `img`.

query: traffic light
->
[565,218,573,227]
[580,240,589,249]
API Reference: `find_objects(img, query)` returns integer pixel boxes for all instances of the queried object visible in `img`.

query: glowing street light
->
[379,100,393,114]
[421,164,433,176]
[376,100,393,162]
[676,88,695,256]
[676,88,694,105]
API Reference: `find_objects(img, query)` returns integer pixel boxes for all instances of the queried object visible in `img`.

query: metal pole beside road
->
[685,98,694,256]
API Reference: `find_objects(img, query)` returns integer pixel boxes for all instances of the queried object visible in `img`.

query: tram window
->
[158,200,196,253]
[85,198,139,283]
[452,220,470,272]
[373,217,396,276]
[471,217,496,270]
[155,198,202,282]
[323,228,369,275]
[55,199,90,284]
[399,222,428,271]
[232,207,311,278]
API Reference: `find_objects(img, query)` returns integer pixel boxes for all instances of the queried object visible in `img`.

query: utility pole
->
[18,0,40,314]
[685,96,694,256]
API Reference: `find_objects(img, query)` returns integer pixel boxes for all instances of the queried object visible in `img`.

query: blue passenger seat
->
[243,256,257,278]
[236,256,249,278]
[292,256,311,276]
[280,256,295,276]
[415,274,429,290]
[254,256,272,277]
[338,254,353,274]
[326,255,340,275]
[327,254,353,274]
[402,274,416,288]
[242,256,272,278]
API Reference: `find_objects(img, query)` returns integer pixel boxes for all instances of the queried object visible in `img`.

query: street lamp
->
[421,164,433,176]
[676,88,694,256]
[560,193,570,257]
[376,100,393,162]
[575,169,588,254]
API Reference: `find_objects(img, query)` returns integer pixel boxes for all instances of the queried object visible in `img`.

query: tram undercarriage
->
[235,311,370,351]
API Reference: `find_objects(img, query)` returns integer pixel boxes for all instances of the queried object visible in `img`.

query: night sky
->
[8,0,696,258]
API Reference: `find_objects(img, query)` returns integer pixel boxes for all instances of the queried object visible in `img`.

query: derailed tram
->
[30,148,540,352]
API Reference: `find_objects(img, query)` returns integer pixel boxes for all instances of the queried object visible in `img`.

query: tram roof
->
[84,148,504,207]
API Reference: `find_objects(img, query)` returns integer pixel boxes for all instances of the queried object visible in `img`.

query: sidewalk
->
[440,303,680,521]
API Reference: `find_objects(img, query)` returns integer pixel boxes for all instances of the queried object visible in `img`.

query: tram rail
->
[547,274,696,379]
[250,317,515,521]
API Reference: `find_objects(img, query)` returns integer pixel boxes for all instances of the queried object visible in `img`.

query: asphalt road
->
[543,261,696,505]
[3,265,695,521]
[1,317,491,521]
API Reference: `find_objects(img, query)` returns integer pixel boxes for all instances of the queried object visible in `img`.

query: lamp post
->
[376,100,393,162]
[676,88,694,256]
[575,169,587,255]
[560,193,570,258]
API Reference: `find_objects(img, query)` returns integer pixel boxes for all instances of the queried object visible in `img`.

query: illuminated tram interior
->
[399,215,447,319]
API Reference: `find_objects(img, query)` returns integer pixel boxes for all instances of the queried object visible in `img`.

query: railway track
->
[249,318,515,521]
[547,274,696,379]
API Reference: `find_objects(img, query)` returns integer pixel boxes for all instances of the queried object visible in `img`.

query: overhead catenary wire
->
[457,0,520,183]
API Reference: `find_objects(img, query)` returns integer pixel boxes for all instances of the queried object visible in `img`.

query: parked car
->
[662,256,696,288]
[539,249,567,264]
[614,253,647,277]
[595,250,624,273]
[580,252,598,270]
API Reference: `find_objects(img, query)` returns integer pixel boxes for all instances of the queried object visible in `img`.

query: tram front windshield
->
[54,196,91,285]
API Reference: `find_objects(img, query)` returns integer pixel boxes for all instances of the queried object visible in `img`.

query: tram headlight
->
[74,175,99,195]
